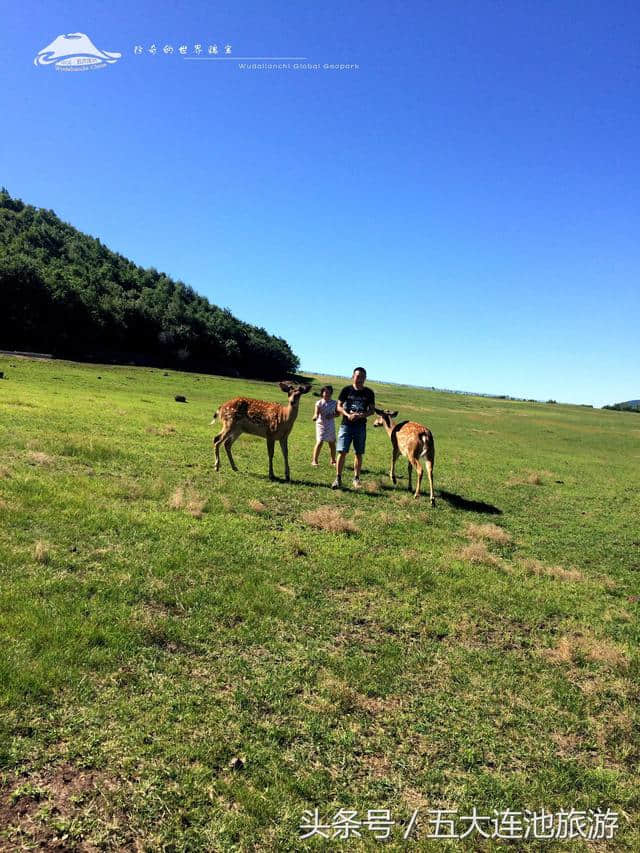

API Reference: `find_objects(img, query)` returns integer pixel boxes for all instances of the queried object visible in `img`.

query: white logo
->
[34,33,121,71]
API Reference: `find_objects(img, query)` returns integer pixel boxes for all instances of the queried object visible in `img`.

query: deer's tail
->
[210,407,221,425]
[420,430,434,460]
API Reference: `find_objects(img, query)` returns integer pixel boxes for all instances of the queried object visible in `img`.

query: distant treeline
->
[603,401,640,413]
[0,188,299,378]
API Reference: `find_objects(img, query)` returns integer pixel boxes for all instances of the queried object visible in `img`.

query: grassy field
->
[1,356,639,851]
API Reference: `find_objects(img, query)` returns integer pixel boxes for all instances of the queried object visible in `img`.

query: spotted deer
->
[211,381,311,481]
[373,409,436,505]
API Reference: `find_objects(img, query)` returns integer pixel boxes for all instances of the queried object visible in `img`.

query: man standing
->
[332,367,375,490]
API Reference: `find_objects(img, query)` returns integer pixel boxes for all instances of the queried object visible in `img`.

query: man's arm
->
[337,400,355,420]
[337,389,354,420]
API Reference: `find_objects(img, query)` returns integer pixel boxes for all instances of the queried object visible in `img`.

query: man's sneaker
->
[331,476,342,490]
[352,477,361,489]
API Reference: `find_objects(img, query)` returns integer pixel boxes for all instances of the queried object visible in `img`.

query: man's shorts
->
[337,421,367,455]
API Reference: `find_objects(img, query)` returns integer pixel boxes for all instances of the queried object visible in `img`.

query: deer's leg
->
[224,431,240,472]
[213,428,229,471]
[267,437,276,480]
[407,458,413,492]
[413,457,423,499]
[390,447,399,485]
[426,451,435,506]
[279,436,290,482]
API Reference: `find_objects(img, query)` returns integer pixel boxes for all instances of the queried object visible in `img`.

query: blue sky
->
[2,1,639,406]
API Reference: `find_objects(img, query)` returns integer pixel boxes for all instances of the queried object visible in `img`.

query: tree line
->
[603,402,640,413]
[0,188,299,378]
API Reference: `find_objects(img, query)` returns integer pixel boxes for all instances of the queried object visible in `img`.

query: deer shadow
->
[437,489,502,515]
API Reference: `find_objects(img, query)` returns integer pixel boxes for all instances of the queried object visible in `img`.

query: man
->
[332,367,375,490]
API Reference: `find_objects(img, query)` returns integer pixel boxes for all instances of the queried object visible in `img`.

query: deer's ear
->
[374,408,384,415]
[279,381,292,393]
[389,411,399,419]
[300,384,312,394]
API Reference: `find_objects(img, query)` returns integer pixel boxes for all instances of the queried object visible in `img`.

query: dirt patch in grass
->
[364,480,380,493]
[302,506,358,534]
[26,451,55,467]
[0,763,126,851]
[356,693,407,715]
[219,495,234,513]
[457,541,501,566]
[401,548,419,561]
[359,752,395,780]
[542,632,628,670]
[550,731,582,757]
[248,499,267,513]
[453,615,537,652]
[116,478,144,502]
[522,558,585,583]
[34,540,50,564]
[465,522,512,544]
[169,485,207,518]
[0,466,11,478]
[507,470,553,486]
[146,424,177,436]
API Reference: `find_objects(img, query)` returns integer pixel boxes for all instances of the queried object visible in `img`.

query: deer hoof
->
[430,498,436,507]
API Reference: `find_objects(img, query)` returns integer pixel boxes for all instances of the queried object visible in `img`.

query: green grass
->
[1,356,639,850]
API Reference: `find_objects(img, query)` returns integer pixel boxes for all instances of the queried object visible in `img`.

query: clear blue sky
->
[2,1,639,406]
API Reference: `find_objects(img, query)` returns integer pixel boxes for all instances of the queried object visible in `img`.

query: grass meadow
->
[1,356,639,850]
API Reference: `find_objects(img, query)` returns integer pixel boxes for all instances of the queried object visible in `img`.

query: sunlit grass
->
[0,356,639,849]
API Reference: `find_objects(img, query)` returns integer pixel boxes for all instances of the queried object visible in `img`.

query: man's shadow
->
[248,472,385,497]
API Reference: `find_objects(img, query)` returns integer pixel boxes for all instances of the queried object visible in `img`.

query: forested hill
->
[0,188,299,378]
[603,400,640,412]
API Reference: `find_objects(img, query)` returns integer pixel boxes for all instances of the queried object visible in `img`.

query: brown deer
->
[373,408,436,505]
[211,381,311,481]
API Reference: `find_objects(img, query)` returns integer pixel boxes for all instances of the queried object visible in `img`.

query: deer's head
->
[279,381,312,405]
[373,408,399,428]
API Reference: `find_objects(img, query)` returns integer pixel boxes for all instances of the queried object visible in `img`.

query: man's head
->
[352,367,366,389]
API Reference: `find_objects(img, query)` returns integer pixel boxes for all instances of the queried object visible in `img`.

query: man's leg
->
[354,453,362,479]
[335,451,347,478]
[352,423,366,487]
[333,425,350,488]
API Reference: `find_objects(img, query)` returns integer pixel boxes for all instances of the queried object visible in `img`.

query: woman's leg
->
[328,440,336,465]
[312,440,323,465]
